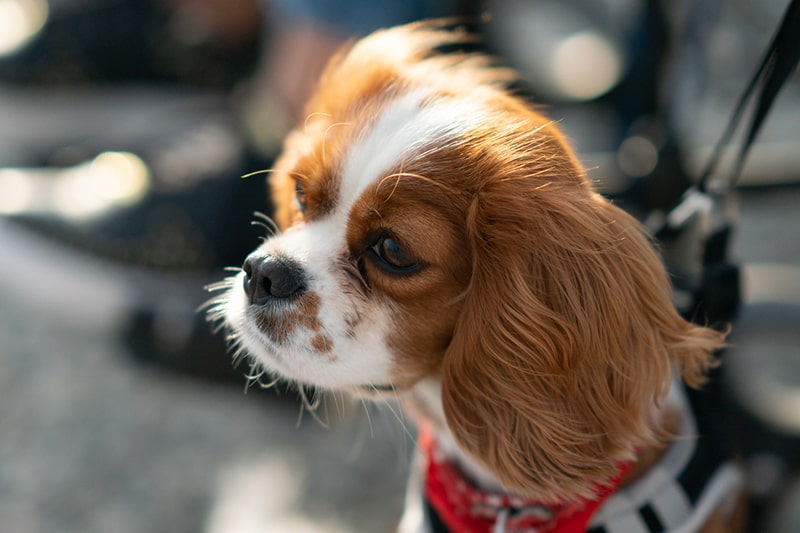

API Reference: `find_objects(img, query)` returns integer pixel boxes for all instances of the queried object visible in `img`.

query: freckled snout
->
[242,253,307,305]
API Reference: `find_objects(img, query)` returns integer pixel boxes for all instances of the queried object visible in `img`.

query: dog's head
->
[211,21,725,501]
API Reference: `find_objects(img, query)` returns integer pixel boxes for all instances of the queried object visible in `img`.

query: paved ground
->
[1,182,799,533]
[0,288,410,533]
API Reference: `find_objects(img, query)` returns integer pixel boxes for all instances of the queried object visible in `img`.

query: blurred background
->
[0,0,798,531]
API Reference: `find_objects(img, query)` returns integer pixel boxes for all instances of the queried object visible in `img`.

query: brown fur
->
[435,133,724,499]
[267,20,728,505]
[439,154,724,500]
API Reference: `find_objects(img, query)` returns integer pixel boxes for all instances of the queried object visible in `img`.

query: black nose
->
[242,253,306,304]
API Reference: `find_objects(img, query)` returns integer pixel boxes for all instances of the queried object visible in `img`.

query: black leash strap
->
[657,0,800,325]
[660,0,800,235]
[697,0,800,192]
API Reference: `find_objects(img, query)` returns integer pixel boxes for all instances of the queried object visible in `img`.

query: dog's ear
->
[441,155,724,501]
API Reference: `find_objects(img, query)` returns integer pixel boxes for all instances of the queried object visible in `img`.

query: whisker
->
[354,386,375,438]
[372,384,416,446]
[377,171,461,197]
[322,393,331,428]
[334,389,347,422]
[202,310,227,332]
[295,394,306,427]
[253,368,279,391]
[304,111,332,134]
[199,299,226,320]
[296,385,329,428]
[252,211,280,235]
[241,168,278,179]
[321,122,352,167]
[203,278,236,293]
[251,220,273,234]
[228,338,249,368]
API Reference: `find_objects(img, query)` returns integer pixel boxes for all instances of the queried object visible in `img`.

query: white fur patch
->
[338,90,490,213]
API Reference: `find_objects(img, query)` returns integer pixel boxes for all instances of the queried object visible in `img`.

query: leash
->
[654,0,800,325]
[696,0,800,193]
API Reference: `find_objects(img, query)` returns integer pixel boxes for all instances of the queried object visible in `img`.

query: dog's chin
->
[230,319,397,397]
[251,352,399,400]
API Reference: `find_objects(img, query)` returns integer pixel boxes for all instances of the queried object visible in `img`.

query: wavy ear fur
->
[441,135,725,502]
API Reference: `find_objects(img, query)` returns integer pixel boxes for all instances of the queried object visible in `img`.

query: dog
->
[208,20,745,533]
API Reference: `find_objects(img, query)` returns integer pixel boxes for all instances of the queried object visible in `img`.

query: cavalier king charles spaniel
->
[208,21,745,533]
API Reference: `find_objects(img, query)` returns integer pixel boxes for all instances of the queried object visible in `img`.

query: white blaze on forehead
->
[337,90,491,212]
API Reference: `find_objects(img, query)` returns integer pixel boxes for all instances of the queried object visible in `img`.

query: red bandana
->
[421,428,631,533]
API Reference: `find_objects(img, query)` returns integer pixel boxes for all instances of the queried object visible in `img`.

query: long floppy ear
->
[441,149,725,501]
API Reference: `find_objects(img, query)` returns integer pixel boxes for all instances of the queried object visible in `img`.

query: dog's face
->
[219,26,514,393]
[211,22,724,501]
[224,90,478,391]
[226,86,526,392]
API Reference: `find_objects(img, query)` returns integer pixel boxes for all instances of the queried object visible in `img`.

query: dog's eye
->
[294,181,307,213]
[370,236,419,273]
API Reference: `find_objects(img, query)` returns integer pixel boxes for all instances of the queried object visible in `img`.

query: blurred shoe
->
[0,88,272,382]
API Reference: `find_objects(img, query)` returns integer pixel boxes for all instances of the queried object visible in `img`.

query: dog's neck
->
[403,376,680,498]
[404,377,512,493]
